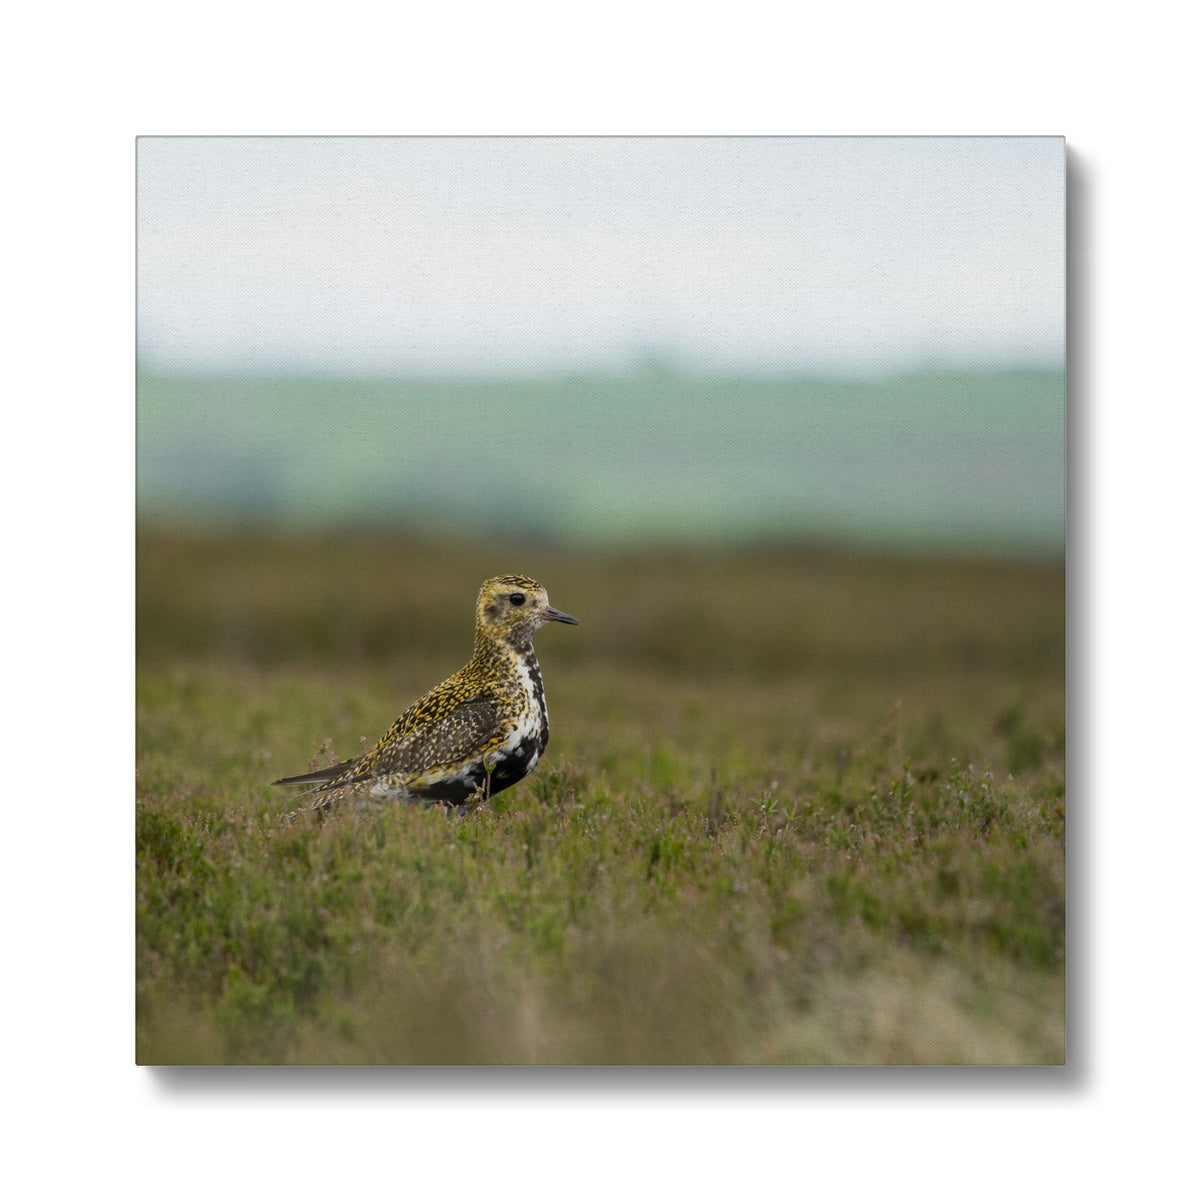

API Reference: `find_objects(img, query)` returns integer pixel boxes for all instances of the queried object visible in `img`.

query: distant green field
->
[136,368,1064,553]
[136,528,1065,1063]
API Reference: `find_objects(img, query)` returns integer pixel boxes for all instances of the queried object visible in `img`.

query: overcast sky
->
[137,136,1063,375]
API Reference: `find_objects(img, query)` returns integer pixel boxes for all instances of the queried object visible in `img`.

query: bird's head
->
[475,575,578,646]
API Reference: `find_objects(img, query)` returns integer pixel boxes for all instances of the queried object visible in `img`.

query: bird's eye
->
[509,592,526,606]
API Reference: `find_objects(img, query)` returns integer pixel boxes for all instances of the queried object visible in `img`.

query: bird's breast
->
[511,649,550,754]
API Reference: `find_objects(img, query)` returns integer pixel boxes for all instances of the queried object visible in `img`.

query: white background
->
[4,2,1195,1197]
[137,135,1064,374]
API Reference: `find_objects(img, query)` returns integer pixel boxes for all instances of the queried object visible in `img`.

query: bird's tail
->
[272,756,360,790]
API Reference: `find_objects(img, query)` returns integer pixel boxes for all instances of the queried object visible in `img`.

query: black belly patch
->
[423,733,544,806]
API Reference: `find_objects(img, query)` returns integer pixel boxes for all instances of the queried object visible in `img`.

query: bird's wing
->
[354,694,503,781]
[279,693,503,795]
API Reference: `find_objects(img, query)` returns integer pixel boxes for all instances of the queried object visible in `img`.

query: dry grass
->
[137,527,1064,1063]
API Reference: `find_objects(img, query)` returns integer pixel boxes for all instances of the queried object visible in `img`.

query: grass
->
[136,526,1065,1064]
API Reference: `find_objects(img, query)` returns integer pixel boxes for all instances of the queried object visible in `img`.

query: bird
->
[273,574,578,815]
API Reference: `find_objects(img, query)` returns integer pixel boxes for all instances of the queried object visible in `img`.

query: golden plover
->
[274,575,578,814]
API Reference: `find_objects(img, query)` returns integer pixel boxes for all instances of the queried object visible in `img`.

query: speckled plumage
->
[274,575,578,815]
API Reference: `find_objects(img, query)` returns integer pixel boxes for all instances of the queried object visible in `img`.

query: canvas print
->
[136,136,1065,1064]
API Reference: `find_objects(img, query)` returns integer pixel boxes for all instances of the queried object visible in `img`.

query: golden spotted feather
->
[274,575,578,814]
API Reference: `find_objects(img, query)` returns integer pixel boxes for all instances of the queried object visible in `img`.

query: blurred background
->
[136,137,1063,555]
[136,138,1066,1063]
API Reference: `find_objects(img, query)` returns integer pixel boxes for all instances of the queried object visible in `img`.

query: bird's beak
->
[541,606,579,626]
